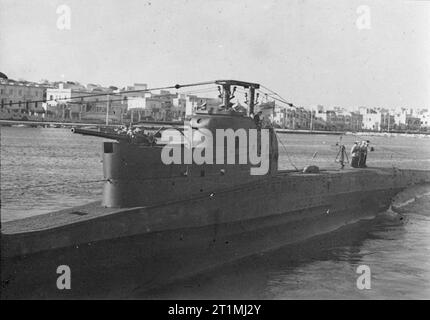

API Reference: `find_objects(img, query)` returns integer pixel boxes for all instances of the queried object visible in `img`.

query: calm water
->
[1,127,430,299]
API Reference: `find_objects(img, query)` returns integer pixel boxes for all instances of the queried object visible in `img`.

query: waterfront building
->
[380,111,395,131]
[359,107,382,131]
[315,107,343,131]
[313,106,363,131]
[127,95,163,121]
[0,79,50,120]
[171,94,187,121]
[393,108,407,129]
[419,110,430,130]
[256,100,275,118]
[275,105,312,129]
[126,88,178,122]
[393,108,422,131]
[272,104,286,127]
[405,114,421,131]
[293,107,311,129]
[45,82,126,123]
[185,95,221,116]
[350,112,363,131]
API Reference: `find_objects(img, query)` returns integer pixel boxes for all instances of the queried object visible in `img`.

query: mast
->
[221,83,231,108]
[249,87,255,115]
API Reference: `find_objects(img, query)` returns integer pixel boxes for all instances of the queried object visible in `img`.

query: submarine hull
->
[1,168,429,299]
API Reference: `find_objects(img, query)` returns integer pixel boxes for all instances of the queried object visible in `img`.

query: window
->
[50,95,53,100]
[9,89,13,95]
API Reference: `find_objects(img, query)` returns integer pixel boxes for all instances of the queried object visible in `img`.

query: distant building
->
[171,94,187,120]
[405,114,421,131]
[126,89,179,121]
[0,79,49,120]
[393,108,422,131]
[256,101,275,120]
[380,111,395,131]
[419,110,430,129]
[185,95,221,116]
[359,108,381,131]
[273,105,312,130]
[45,82,126,122]
[127,95,163,121]
[272,104,286,127]
[315,107,343,131]
[393,108,407,130]
[349,112,363,131]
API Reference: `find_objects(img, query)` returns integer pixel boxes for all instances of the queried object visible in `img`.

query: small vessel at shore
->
[2,80,430,299]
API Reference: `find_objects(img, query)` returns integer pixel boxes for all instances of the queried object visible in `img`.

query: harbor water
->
[1,126,430,299]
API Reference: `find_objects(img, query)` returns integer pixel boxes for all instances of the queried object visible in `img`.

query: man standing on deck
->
[358,140,369,168]
[350,141,360,168]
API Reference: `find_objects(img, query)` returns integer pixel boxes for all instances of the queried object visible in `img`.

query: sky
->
[0,0,429,109]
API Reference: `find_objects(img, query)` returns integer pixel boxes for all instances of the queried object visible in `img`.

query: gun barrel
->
[71,127,129,141]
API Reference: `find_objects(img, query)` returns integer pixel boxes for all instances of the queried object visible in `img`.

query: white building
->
[419,110,430,128]
[359,108,381,131]
[185,95,221,116]
[127,96,163,120]
[45,83,72,108]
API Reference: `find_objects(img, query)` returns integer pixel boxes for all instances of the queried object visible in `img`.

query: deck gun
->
[71,127,158,145]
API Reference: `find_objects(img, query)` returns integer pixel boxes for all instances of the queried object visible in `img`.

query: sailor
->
[362,140,370,167]
[350,141,360,168]
[358,140,369,168]
[254,111,263,129]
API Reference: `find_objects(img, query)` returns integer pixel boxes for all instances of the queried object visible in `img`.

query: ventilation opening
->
[104,142,114,153]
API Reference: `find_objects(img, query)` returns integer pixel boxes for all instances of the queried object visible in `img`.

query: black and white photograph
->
[1,0,429,305]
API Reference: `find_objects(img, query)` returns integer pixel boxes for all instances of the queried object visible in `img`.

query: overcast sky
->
[0,0,429,109]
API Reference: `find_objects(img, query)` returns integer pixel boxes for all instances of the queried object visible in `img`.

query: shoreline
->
[1,119,429,137]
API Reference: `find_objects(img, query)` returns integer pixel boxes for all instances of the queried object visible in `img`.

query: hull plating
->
[0,186,402,299]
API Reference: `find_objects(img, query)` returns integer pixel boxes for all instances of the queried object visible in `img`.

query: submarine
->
[2,80,430,299]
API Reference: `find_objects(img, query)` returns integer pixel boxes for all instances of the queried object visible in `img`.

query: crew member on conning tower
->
[254,111,263,130]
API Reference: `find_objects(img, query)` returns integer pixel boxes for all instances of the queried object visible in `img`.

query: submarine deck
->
[0,167,420,235]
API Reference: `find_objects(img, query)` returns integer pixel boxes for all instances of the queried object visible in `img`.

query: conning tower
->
[80,80,279,208]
